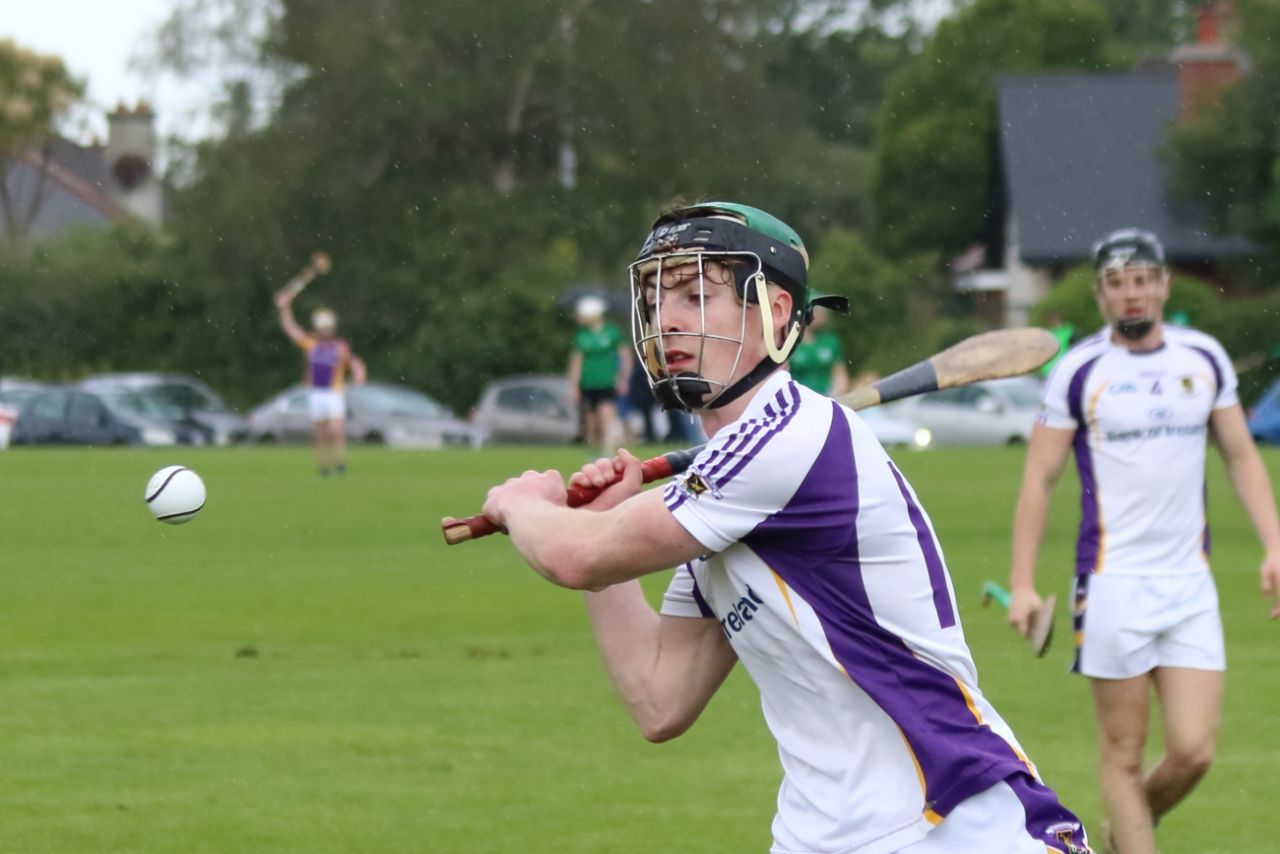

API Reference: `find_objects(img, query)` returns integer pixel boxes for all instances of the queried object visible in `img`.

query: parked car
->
[883,376,1044,446]
[247,381,485,448]
[471,374,580,444]
[80,372,248,446]
[1247,376,1280,444]
[857,406,933,451]
[9,387,209,447]
[0,380,48,449]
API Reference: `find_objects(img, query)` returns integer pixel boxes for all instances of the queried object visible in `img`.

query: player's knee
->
[1167,740,1215,780]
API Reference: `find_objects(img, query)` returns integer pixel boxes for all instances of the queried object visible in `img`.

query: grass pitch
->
[1,444,1277,853]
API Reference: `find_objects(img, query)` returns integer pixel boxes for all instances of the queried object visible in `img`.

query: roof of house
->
[2,140,123,241]
[996,70,1253,265]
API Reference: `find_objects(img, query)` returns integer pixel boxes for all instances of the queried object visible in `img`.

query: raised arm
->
[274,289,310,348]
[1211,404,1280,618]
[1009,423,1075,635]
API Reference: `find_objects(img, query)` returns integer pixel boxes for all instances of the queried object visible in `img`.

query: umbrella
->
[554,283,632,317]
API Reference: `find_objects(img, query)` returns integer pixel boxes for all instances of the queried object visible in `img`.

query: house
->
[1,102,164,244]
[958,2,1252,326]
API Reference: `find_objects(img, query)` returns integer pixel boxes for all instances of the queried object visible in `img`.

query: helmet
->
[1091,228,1167,341]
[628,201,843,411]
[1092,228,1165,272]
[575,295,606,320]
[312,308,338,332]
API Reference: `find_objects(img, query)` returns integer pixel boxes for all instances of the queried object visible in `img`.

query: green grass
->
[1,444,1277,853]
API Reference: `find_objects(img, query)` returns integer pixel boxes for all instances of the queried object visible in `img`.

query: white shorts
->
[896,776,1091,853]
[1074,571,1225,679]
[308,389,346,423]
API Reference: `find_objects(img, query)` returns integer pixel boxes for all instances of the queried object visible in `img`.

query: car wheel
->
[1006,435,1026,447]
[257,433,277,444]
[363,431,384,445]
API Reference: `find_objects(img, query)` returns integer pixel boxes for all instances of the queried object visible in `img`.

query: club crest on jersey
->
[1180,375,1196,395]
[680,469,722,500]
[1046,821,1089,853]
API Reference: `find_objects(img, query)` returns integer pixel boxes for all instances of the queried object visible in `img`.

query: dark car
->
[80,372,249,446]
[247,381,486,448]
[10,387,208,447]
[1248,376,1280,444]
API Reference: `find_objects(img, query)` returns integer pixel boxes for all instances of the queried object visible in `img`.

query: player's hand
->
[482,469,568,530]
[1261,551,1280,619]
[1008,588,1043,638]
[568,449,643,512]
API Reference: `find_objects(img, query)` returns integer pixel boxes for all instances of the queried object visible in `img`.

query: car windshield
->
[98,389,184,420]
[998,381,1044,408]
[144,382,225,411]
[352,386,448,417]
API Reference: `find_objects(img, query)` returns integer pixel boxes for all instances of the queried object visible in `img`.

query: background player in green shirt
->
[788,305,849,395]
[568,295,630,454]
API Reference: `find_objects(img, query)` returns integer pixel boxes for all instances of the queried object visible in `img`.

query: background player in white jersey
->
[1007,228,1280,853]
[483,202,1093,853]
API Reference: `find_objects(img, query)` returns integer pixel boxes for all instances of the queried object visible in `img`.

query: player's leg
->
[1145,667,1221,821]
[1091,675,1157,854]
[330,415,348,473]
[597,398,622,455]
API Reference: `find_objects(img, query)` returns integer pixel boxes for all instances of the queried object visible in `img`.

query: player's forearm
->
[504,501,641,591]
[1225,447,1280,554]
[1010,486,1051,591]
[583,583,674,736]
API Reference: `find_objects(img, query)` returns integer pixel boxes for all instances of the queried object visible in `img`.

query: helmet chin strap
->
[1115,318,1155,340]
[703,273,799,411]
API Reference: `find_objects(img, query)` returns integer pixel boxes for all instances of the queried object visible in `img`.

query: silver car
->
[471,374,580,444]
[883,376,1043,446]
[247,381,485,448]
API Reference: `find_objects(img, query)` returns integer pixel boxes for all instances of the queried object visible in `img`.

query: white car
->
[884,377,1044,446]
[857,406,932,451]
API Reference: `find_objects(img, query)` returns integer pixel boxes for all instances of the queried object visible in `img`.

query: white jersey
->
[659,372,1043,854]
[1039,325,1238,578]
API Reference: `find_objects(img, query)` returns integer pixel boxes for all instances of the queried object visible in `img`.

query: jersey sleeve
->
[1200,334,1239,409]
[660,564,716,619]
[1036,354,1078,430]
[661,384,815,553]
[299,334,317,352]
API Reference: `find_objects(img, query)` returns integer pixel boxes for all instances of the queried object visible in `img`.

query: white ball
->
[145,466,206,524]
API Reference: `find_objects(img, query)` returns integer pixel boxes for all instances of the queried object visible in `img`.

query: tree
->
[0,39,84,248]
[870,0,1113,259]
[1168,0,1280,273]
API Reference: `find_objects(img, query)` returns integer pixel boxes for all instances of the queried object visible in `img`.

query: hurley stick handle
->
[440,447,702,545]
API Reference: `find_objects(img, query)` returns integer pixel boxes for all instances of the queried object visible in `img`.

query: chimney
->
[105,102,164,225]
[1171,1,1249,120]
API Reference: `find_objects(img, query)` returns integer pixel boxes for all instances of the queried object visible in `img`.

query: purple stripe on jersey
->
[1066,354,1102,424]
[663,482,688,512]
[1188,344,1223,400]
[1067,355,1104,577]
[1004,772,1090,853]
[1201,479,1211,557]
[685,564,716,618]
[696,387,791,482]
[704,384,800,487]
[1073,427,1102,578]
[745,405,1027,817]
[1070,574,1089,674]
[713,383,802,488]
[888,461,955,628]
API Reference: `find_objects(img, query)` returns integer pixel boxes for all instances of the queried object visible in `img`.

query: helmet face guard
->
[628,206,811,411]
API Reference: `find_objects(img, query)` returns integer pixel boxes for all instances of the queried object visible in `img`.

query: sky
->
[1,0,206,143]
